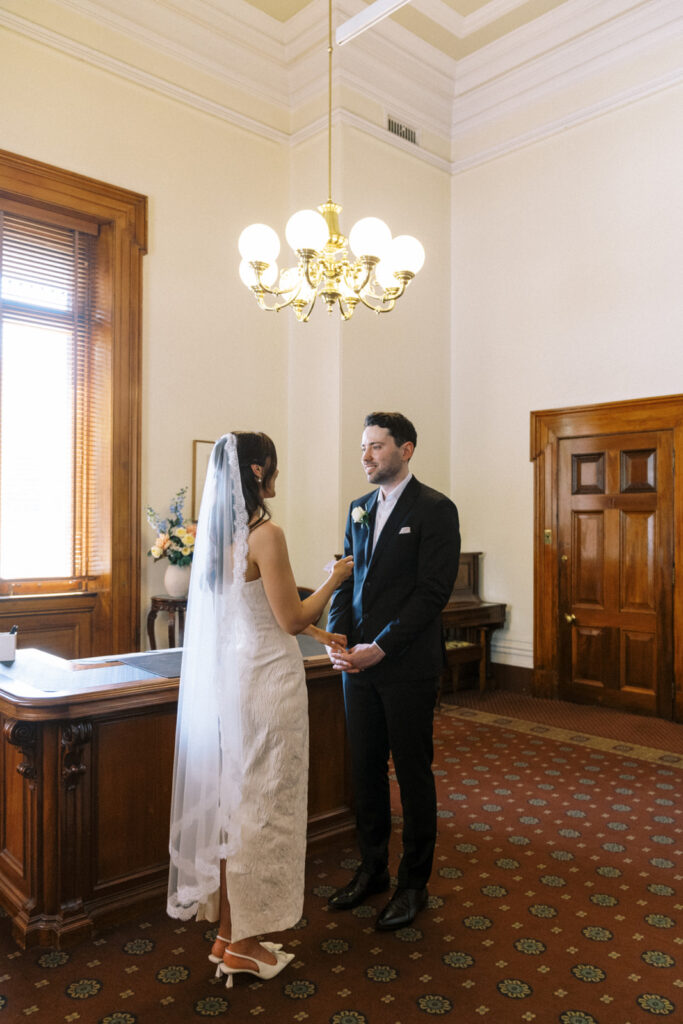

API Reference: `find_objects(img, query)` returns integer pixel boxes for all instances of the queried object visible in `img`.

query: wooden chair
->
[438,627,487,706]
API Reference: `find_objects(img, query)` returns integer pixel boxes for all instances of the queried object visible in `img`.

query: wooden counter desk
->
[0,642,352,949]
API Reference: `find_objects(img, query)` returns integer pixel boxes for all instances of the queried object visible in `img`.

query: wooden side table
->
[147,595,187,650]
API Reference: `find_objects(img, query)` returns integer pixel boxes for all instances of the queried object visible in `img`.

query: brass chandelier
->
[237,1,425,322]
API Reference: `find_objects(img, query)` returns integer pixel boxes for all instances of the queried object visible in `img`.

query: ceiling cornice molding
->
[48,0,289,104]
[453,0,678,99]
[451,63,683,175]
[451,0,683,132]
[0,7,289,143]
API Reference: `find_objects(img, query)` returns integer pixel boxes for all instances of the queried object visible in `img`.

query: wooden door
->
[557,431,673,716]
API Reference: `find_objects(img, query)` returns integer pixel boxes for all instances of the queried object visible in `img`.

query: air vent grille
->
[387,116,418,145]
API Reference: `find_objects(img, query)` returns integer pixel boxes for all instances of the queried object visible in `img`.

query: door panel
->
[558,430,673,715]
[573,512,605,606]
[573,626,613,688]
[621,630,655,692]
[620,511,655,611]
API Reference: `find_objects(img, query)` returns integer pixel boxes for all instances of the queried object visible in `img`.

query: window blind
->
[0,208,100,588]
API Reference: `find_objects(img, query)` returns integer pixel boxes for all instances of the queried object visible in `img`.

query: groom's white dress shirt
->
[372,472,413,553]
[369,472,412,655]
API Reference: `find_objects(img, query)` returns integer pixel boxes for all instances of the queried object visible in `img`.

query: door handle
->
[564,613,577,624]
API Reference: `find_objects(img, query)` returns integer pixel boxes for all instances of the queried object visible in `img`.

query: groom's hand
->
[326,642,385,673]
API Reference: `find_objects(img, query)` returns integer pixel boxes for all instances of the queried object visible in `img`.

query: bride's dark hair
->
[233,431,278,529]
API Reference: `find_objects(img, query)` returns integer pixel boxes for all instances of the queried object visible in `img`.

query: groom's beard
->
[364,463,402,486]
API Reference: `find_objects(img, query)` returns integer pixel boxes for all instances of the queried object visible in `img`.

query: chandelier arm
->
[355,273,407,311]
[303,258,321,290]
[250,262,307,303]
[297,284,320,322]
[254,290,304,314]
[337,296,354,320]
[344,258,376,296]
[356,293,397,313]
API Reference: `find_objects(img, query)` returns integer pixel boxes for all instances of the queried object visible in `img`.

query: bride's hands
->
[328,555,354,584]
[306,625,348,649]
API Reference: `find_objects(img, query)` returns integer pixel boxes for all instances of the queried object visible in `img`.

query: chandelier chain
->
[237,0,425,321]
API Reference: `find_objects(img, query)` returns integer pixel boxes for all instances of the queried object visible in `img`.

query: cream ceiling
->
[1,0,678,172]
[244,0,571,59]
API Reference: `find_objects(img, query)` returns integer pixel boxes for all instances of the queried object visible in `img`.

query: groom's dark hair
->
[364,411,417,449]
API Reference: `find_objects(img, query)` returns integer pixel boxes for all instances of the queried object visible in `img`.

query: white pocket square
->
[399,526,411,534]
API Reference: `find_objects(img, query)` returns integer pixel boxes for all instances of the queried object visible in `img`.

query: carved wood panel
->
[621,449,656,493]
[93,711,176,890]
[621,630,656,693]
[572,452,605,494]
[573,626,610,687]
[573,512,605,607]
[620,511,655,612]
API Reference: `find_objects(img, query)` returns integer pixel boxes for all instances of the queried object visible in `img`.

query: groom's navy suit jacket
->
[328,476,461,683]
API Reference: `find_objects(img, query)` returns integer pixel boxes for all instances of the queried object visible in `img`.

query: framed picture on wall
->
[192,440,214,520]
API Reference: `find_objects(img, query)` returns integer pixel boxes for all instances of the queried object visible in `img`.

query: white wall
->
[451,82,683,667]
[3,10,681,667]
[0,19,453,638]
[0,25,291,636]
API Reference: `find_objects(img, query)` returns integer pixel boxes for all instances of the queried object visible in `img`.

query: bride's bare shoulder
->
[249,519,285,549]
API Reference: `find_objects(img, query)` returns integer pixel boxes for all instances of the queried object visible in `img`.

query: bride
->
[167,431,353,987]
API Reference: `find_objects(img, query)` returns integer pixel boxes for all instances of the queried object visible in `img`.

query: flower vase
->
[164,562,191,598]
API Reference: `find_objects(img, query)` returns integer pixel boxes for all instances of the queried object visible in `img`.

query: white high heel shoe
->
[219,945,294,988]
[209,935,282,967]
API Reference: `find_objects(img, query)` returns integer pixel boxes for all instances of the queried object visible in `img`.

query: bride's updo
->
[233,431,277,529]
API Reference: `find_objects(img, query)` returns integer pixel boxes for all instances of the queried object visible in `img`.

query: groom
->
[326,412,460,930]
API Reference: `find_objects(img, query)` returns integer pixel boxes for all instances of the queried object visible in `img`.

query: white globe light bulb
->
[239,259,256,287]
[348,217,392,259]
[388,235,425,274]
[375,260,399,291]
[238,223,280,264]
[239,259,277,288]
[285,209,329,252]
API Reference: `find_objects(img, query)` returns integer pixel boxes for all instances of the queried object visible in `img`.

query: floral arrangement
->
[352,504,370,529]
[146,486,197,566]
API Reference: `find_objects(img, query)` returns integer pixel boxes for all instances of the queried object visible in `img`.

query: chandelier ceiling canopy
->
[238,0,424,323]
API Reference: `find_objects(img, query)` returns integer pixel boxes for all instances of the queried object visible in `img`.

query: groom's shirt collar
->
[378,471,412,506]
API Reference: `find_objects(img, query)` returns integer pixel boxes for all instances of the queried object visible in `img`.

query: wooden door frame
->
[531,394,683,722]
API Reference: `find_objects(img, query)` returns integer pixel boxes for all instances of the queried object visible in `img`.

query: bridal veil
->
[167,433,249,920]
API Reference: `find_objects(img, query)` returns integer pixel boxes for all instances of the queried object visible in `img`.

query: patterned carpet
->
[444,690,683,754]
[0,703,680,1023]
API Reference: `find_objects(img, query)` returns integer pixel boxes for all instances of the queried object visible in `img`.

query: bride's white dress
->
[197,578,309,941]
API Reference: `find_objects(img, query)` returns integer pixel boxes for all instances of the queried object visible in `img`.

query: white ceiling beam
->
[335,0,412,46]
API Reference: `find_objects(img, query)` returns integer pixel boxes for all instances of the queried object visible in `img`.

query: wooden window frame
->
[0,149,147,656]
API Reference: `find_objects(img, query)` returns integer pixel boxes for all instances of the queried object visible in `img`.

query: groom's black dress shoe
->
[327,868,390,910]
[375,887,428,931]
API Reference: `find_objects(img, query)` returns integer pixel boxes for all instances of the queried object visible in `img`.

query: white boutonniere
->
[351,504,370,529]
